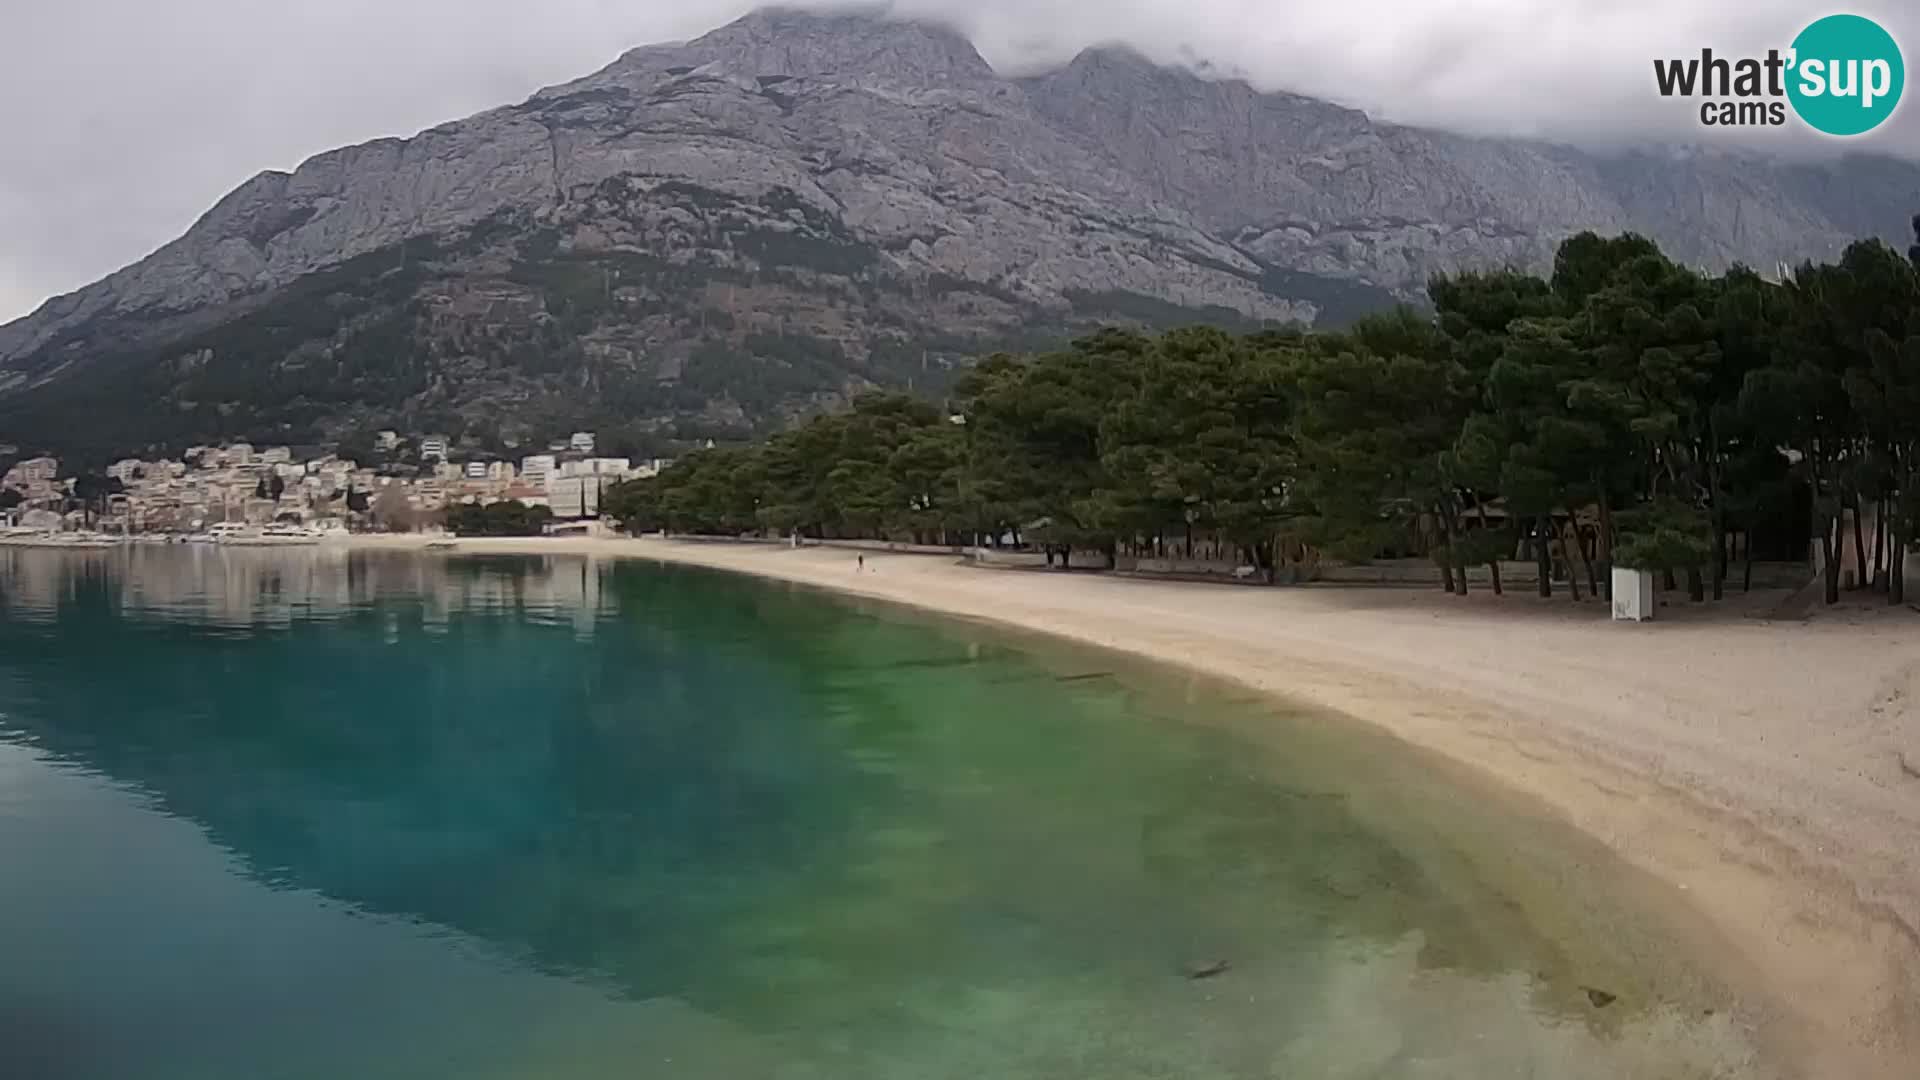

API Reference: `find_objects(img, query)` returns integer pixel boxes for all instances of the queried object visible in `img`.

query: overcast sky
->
[3,0,1914,324]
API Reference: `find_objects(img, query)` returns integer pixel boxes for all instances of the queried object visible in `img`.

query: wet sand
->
[347,533,1920,1077]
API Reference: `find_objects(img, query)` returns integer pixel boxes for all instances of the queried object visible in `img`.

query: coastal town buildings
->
[2,434,648,534]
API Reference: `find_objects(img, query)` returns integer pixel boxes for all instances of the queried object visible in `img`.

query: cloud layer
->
[3,0,1913,323]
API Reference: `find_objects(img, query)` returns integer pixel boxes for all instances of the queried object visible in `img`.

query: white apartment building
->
[413,479,448,508]
[520,454,557,489]
[548,475,603,519]
[107,458,144,483]
[556,457,634,481]
[4,456,60,487]
[465,461,490,479]
[569,431,597,454]
[420,435,449,460]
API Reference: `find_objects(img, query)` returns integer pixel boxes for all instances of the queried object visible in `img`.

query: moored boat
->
[219,523,323,546]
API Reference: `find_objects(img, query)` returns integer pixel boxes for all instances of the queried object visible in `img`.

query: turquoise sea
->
[0,547,1766,1078]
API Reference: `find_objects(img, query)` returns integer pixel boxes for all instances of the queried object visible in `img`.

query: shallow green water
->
[0,547,1765,1078]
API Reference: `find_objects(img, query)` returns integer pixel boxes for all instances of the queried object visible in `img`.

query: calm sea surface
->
[0,547,1766,1078]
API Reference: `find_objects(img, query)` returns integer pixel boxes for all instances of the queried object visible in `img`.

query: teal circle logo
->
[1787,14,1904,136]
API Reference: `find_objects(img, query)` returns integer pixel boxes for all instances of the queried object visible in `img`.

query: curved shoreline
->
[352,534,1920,1075]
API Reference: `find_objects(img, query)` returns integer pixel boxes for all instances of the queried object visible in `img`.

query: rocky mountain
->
[2,7,1916,461]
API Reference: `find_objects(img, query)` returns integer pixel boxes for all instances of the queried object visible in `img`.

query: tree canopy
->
[446,499,553,537]
[607,230,1920,605]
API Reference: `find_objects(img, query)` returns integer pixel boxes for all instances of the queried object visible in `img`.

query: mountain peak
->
[1046,41,1356,117]
[1061,43,1159,71]
[684,5,995,83]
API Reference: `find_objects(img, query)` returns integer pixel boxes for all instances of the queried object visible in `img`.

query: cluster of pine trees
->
[446,499,554,537]
[606,227,1920,605]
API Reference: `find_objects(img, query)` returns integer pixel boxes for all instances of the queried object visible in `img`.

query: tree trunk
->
[1899,454,1914,605]
[1259,540,1272,584]
[1743,530,1755,593]
[1470,492,1504,596]
[1707,423,1727,602]
[1570,521,1598,603]
[1852,500,1869,591]
[1581,527,1599,598]
[1558,522,1584,601]
[1686,565,1705,603]
[1438,504,1467,595]
[1892,525,1907,606]
[1821,526,1841,605]
[1535,516,1553,598]
[1598,490,1615,601]
[1711,516,1726,602]
[1874,498,1889,592]
[1663,568,1677,593]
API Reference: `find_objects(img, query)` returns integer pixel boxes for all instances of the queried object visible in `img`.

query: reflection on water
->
[0,548,1770,1079]
[0,545,614,634]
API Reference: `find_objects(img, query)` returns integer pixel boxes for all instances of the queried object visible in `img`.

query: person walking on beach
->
[857,554,865,573]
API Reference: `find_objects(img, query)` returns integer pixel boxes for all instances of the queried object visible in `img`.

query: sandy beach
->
[351,533,1920,1076]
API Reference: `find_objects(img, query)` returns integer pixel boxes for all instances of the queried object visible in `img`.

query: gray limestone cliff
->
[1,7,1913,456]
